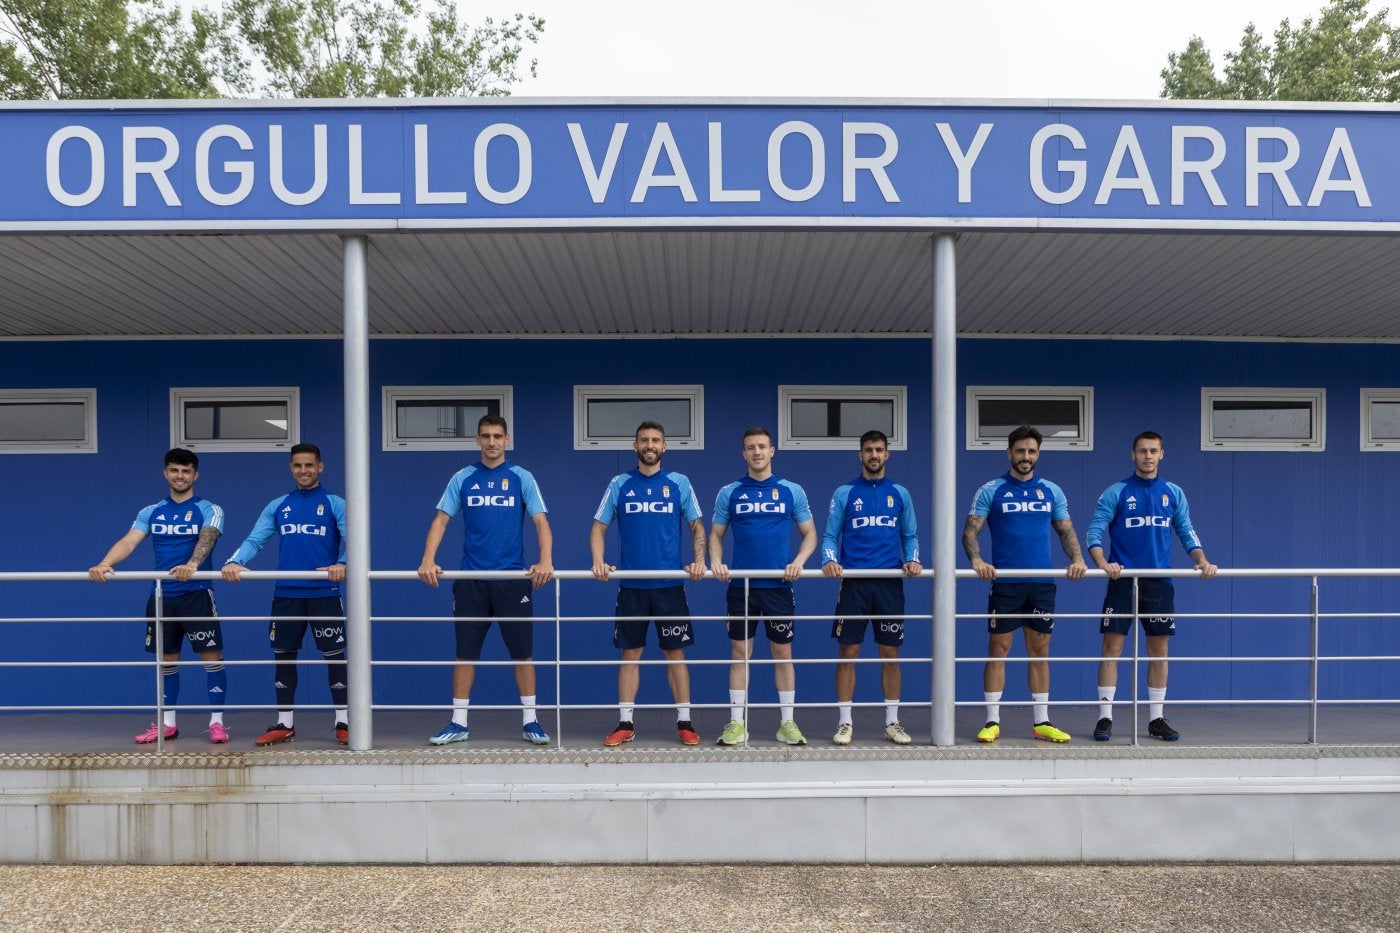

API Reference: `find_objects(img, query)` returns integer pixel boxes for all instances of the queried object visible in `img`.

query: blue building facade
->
[3,334,1396,715]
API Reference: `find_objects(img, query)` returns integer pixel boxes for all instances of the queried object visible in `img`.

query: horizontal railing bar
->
[17,567,1400,583]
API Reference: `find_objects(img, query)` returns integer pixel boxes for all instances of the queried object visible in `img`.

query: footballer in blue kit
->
[418,415,554,748]
[707,427,818,747]
[962,426,1086,746]
[821,431,923,747]
[1086,430,1217,743]
[590,421,707,747]
[222,443,350,747]
[89,448,229,744]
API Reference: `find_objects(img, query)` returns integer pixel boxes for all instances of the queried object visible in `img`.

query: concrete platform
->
[1,706,1397,864]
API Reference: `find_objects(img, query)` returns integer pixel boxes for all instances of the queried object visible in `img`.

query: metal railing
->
[1,567,1397,751]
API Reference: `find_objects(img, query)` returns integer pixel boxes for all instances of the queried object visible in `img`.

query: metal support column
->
[343,234,374,750]
[931,233,957,747]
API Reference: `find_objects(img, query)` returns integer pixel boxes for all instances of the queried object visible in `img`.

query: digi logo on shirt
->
[466,494,516,507]
[1124,515,1171,528]
[851,515,897,528]
[1000,501,1051,513]
[281,523,328,536]
[151,523,200,534]
[625,501,674,513]
[735,502,786,514]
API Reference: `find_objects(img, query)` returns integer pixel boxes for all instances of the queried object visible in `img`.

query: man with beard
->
[962,425,1086,744]
[822,430,923,747]
[590,421,707,747]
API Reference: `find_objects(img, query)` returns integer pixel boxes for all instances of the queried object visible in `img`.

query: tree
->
[1160,0,1400,101]
[0,0,542,100]
[229,0,541,98]
[0,0,244,99]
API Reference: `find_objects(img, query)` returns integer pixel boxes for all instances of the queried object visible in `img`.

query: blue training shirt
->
[1086,474,1203,570]
[968,473,1071,584]
[436,460,547,574]
[821,475,919,570]
[133,495,224,596]
[224,486,348,597]
[594,468,703,590]
[712,474,813,590]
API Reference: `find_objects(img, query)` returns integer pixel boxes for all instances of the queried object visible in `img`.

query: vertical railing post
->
[742,576,751,743]
[554,576,563,748]
[153,578,165,752]
[1309,575,1320,744]
[1131,574,1140,747]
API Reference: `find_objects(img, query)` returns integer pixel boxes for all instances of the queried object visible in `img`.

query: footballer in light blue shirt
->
[88,447,228,744]
[590,421,707,747]
[418,415,554,747]
[222,443,349,747]
[821,430,923,747]
[962,425,1086,746]
[708,427,818,746]
[1086,430,1217,744]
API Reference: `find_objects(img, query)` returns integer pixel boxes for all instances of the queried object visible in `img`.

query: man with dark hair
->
[822,430,922,746]
[419,414,554,746]
[222,443,349,746]
[962,425,1086,744]
[1087,430,1217,742]
[591,421,707,747]
[90,448,228,744]
[709,426,818,746]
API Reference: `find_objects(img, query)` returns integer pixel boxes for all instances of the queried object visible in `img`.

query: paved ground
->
[1,864,1396,932]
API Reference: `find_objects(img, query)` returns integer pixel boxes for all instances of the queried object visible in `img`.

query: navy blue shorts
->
[831,577,906,647]
[726,587,796,644]
[452,579,534,660]
[269,596,346,654]
[987,582,1056,635]
[145,590,222,654]
[1100,577,1176,637]
[614,586,694,650]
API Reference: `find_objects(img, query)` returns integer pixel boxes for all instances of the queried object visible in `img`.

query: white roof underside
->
[1,229,1397,340]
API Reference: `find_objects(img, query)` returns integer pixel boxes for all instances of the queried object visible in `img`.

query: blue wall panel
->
[2,336,1397,724]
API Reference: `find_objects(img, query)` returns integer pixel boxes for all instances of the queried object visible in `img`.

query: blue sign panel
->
[0,102,1392,228]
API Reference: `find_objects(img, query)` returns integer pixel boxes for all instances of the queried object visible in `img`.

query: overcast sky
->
[475,1,1332,100]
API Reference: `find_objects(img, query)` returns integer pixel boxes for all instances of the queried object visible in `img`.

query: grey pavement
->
[1,864,1397,932]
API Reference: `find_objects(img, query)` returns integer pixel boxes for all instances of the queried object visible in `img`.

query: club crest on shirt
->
[1161,494,1169,507]
[887,495,894,508]
[771,488,779,500]
[317,504,325,516]
[663,485,670,498]
[1036,489,1044,500]
[503,478,510,491]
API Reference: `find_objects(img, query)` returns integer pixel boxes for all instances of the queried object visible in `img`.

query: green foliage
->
[0,0,542,99]
[0,0,245,98]
[1161,0,1400,102]
[229,0,541,98]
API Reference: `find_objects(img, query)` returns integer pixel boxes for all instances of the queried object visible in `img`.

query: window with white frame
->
[1201,388,1325,451]
[779,386,906,450]
[1360,389,1400,450]
[171,387,299,452]
[966,386,1093,450]
[0,389,97,453]
[574,385,703,449]
[383,386,513,451]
